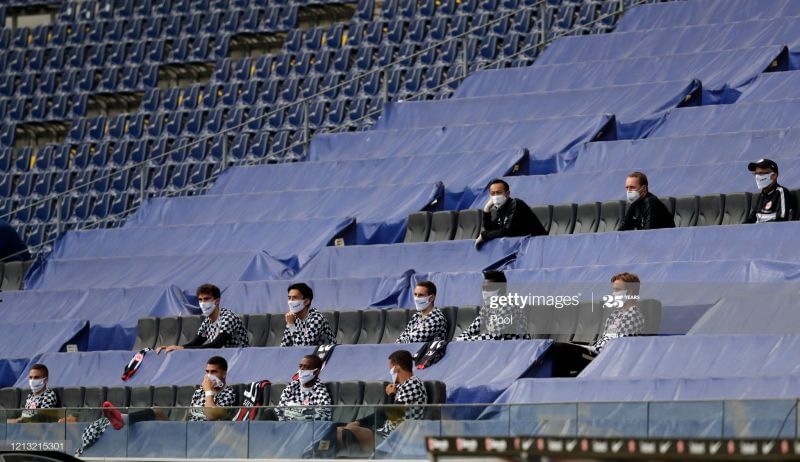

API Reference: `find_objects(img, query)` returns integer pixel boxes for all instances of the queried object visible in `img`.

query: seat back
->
[245,314,271,347]
[673,195,699,227]
[381,309,410,343]
[333,381,364,423]
[721,192,751,225]
[428,211,457,241]
[105,386,130,408]
[156,316,182,348]
[133,317,159,350]
[453,306,478,339]
[454,209,482,240]
[404,212,431,243]
[573,202,599,234]
[697,194,724,226]
[548,204,577,236]
[531,205,552,234]
[266,313,287,346]
[439,306,458,341]
[639,298,662,335]
[178,315,203,345]
[570,301,604,344]
[336,310,361,344]
[358,310,385,344]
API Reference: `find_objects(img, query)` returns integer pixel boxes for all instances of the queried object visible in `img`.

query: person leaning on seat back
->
[743,158,794,224]
[475,178,547,250]
[618,171,675,231]
[157,283,249,353]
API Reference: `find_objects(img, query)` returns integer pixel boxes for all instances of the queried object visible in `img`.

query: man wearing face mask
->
[455,270,527,341]
[592,272,645,353]
[277,354,332,421]
[475,179,547,250]
[744,158,794,224]
[7,364,59,423]
[281,283,336,347]
[157,283,249,353]
[618,171,675,231]
[396,281,448,343]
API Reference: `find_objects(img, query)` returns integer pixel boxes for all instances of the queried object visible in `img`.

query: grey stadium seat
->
[721,192,751,225]
[336,310,361,344]
[79,386,107,421]
[428,211,458,241]
[358,310,385,344]
[639,299,663,335]
[573,202,600,234]
[356,381,389,422]
[673,195,699,227]
[333,381,364,423]
[548,303,579,343]
[60,387,85,418]
[404,212,431,243]
[531,205,552,234]
[266,313,288,346]
[453,306,478,339]
[697,194,724,226]
[268,383,287,407]
[105,386,130,408]
[133,317,159,350]
[597,200,625,232]
[439,306,458,341]
[381,309,410,343]
[454,209,482,240]
[0,387,21,411]
[1,260,32,291]
[422,381,447,419]
[527,304,553,339]
[155,316,182,348]
[153,385,176,409]
[178,315,204,345]
[174,385,197,420]
[321,311,339,342]
[570,301,604,345]
[549,203,577,236]
[245,314,270,347]
[659,196,676,217]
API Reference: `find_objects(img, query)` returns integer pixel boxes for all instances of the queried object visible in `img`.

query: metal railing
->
[0,0,653,263]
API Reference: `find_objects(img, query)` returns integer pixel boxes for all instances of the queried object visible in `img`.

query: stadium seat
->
[381,309,410,343]
[597,200,625,233]
[639,299,663,335]
[133,317,159,350]
[549,302,579,343]
[428,211,457,241]
[454,209,482,240]
[531,205,552,234]
[130,386,154,409]
[242,314,268,347]
[358,310,385,344]
[404,211,432,243]
[570,301,604,344]
[673,195,699,227]
[548,203,577,236]
[1,261,31,291]
[155,317,182,348]
[333,381,364,422]
[422,380,447,418]
[60,386,85,410]
[573,202,600,234]
[453,306,478,339]
[0,387,21,413]
[659,196,676,218]
[266,313,288,347]
[153,385,176,410]
[178,315,203,345]
[105,386,131,408]
[336,310,361,344]
[80,386,107,421]
[440,306,458,341]
[721,192,751,225]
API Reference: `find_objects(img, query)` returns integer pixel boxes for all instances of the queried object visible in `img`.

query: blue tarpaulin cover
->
[616,0,800,32]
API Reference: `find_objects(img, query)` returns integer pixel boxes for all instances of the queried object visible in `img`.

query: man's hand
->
[474,235,485,250]
[285,312,296,325]
[202,374,214,392]
[6,417,18,424]
[484,198,493,213]
[385,383,396,396]
[156,345,183,354]
[57,416,79,423]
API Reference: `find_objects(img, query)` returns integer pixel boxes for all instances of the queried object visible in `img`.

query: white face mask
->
[482,290,500,306]
[29,378,46,393]
[288,300,305,314]
[626,189,641,204]
[389,366,398,384]
[491,194,507,208]
[413,296,431,311]
[206,373,224,389]
[298,369,316,385]
[755,173,773,190]
[199,301,216,316]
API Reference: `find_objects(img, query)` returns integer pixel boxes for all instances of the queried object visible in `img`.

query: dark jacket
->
[481,197,547,240]
[618,193,675,231]
[0,220,30,262]
[744,183,794,223]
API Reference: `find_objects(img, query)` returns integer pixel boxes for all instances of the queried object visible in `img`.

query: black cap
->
[748,158,779,174]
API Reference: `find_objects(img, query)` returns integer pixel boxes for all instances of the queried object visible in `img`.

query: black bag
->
[232,380,272,421]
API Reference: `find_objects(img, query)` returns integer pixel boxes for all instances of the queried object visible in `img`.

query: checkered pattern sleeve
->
[281,308,336,346]
[277,380,332,421]
[188,386,237,421]
[21,389,59,418]
[396,309,449,343]
[215,309,249,348]
[379,376,428,435]
[454,316,481,341]
[594,306,646,352]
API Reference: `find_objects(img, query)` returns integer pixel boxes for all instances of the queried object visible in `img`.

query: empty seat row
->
[406,191,800,241]
[0,379,447,422]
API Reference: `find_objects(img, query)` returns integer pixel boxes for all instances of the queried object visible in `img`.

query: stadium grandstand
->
[2,0,800,460]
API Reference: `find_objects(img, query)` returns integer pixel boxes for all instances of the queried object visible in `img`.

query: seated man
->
[158,283,249,353]
[77,356,237,456]
[618,171,675,231]
[475,179,547,249]
[277,354,332,421]
[337,350,427,451]
[0,219,31,262]
[744,158,794,223]
[396,281,448,343]
[7,363,59,423]
[455,270,528,341]
[592,272,646,353]
[281,283,336,347]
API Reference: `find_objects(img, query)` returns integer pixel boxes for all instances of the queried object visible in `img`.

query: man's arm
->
[743,195,759,224]
[184,332,231,349]
[455,317,481,341]
[482,201,523,240]
[776,188,791,221]
[314,387,333,421]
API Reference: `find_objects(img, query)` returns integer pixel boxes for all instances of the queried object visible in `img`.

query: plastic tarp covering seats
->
[24,252,291,292]
[373,81,700,139]
[688,289,800,335]
[0,285,189,350]
[0,358,29,388]
[563,129,800,173]
[49,218,353,275]
[208,150,529,210]
[0,320,88,360]
[469,159,800,206]
[308,115,615,175]
[223,274,414,313]
[648,100,800,138]
[512,222,800,270]
[737,71,800,103]
[296,238,524,280]
[616,0,800,32]
[125,182,444,244]
[18,341,551,404]
[454,47,786,104]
